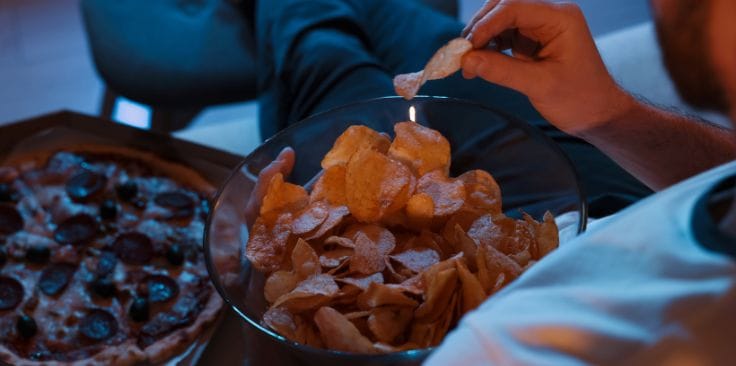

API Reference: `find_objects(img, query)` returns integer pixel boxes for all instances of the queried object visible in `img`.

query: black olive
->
[129,297,149,322]
[0,204,23,236]
[115,182,138,202]
[132,197,147,210]
[53,214,97,246]
[25,245,50,264]
[0,183,12,202]
[91,277,116,298]
[99,199,118,220]
[17,314,37,338]
[166,244,184,266]
[113,232,153,265]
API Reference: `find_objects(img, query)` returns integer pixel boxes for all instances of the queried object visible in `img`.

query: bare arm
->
[579,96,736,190]
[461,0,736,190]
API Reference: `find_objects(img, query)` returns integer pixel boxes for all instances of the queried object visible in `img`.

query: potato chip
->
[479,241,523,286]
[343,224,396,255]
[510,248,532,267]
[452,224,478,271]
[368,307,413,344]
[350,232,387,275]
[469,214,534,256]
[324,235,355,248]
[475,244,494,293]
[297,320,324,348]
[263,307,298,341]
[458,169,502,215]
[291,238,321,279]
[441,208,483,246]
[415,268,458,321]
[314,307,378,354]
[272,274,339,312]
[343,310,372,320]
[430,292,458,346]
[321,125,391,170]
[357,283,418,309]
[388,122,451,176]
[346,148,414,222]
[537,212,559,258]
[393,71,424,101]
[305,205,350,240]
[291,201,329,235]
[393,38,472,100]
[406,193,434,226]
[260,173,309,217]
[417,171,466,217]
[390,247,440,274]
[319,248,353,268]
[264,270,300,303]
[403,253,463,293]
[331,286,362,306]
[246,214,292,272]
[310,164,348,206]
[455,260,485,313]
[423,38,473,81]
[336,272,384,291]
[408,321,435,349]
[384,259,411,283]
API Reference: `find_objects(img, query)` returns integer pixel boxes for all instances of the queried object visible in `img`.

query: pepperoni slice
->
[113,233,153,265]
[66,170,107,202]
[154,192,194,219]
[0,276,23,310]
[154,192,193,209]
[39,263,76,296]
[79,309,118,341]
[54,214,98,246]
[145,275,179,303]
[0,204,23,236]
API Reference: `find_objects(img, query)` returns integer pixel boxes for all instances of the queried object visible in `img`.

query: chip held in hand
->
[244,122,560,354]
[393,38,473,100]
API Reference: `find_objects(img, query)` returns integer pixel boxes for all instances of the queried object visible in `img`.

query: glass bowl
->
[204,96,587,365]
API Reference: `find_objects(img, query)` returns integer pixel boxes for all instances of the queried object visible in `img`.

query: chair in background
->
[81,0,257,132]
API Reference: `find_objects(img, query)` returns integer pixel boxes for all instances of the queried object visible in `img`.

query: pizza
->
[0,146,222,365]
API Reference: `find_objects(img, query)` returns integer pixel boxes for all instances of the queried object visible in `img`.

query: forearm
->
[578,94,736,191]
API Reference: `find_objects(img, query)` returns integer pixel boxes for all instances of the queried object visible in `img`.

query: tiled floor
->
[0,0,651,155]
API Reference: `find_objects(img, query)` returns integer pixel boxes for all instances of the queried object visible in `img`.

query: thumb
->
[461,49,542,96]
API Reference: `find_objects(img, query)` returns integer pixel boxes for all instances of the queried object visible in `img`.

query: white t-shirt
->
[426,161,736,366]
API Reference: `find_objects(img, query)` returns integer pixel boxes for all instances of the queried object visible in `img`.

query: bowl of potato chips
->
[205,96,586,365]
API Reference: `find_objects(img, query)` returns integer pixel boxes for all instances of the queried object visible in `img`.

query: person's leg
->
[255,0,652,215]
[256,0,542,133]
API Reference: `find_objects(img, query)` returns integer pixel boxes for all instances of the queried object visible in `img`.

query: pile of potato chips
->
[246,122,559,353]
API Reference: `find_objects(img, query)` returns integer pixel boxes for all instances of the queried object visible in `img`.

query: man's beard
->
[655,0,730,113]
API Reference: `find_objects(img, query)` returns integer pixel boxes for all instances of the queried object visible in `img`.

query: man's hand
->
[461,0,635,135]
